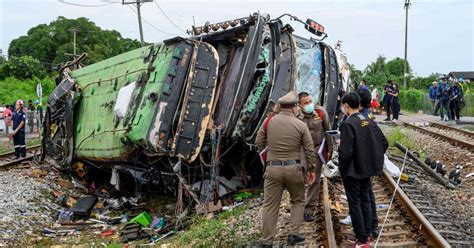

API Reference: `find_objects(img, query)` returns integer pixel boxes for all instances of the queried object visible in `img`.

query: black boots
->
[287,234,305,245]
[20,147,26,157]
[303,213,315,222]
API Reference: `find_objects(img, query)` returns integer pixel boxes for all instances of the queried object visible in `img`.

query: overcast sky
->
[1,0,472,76]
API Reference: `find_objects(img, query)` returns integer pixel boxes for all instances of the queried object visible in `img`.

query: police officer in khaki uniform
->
[256,91,317,247]
[296,92,333,221]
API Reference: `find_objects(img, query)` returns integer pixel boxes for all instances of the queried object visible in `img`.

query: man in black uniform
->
[10,100,27,158]
[338,92,388,247]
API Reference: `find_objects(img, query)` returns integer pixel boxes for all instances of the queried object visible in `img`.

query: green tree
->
[0,55,46,80]
[411,73,438,90]
[348,63,363,86]
[358,56,415,88]
[8,16,141,74]
[363,55,389,87]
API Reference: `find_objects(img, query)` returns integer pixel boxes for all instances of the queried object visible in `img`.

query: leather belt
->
[267,160,301,166]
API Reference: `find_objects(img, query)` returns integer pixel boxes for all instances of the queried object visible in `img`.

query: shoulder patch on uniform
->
[361,119,369,127]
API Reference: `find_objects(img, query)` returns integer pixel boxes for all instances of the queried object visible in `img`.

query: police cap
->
[278,91,299,105]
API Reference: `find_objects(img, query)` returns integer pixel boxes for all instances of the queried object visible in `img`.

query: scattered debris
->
[394,142,456,189]
[120,223,148,243]
[129,212,152,227]
[70,196,98,218]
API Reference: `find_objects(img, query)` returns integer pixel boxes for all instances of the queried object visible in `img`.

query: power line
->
[403,0,411,89]
[57,0,116,7]
[126,5,178,36]
[122,1,150,46]
[153,0,186,33]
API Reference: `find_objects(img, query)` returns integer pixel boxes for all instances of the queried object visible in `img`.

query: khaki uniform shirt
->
[295,106,333,149]
[255,109,316,172]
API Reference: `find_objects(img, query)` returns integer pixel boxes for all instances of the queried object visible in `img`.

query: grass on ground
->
[384,126,425,159]
[160,205,258,247]
[0,137,41,154]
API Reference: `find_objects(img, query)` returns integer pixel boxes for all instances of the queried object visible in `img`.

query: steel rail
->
[322,177,337,248]
[0,144,41,159]
[402,121,473,150]
[382,170,451,248]
[401,112,474,137]
[0,155,35,170]
[428,121,474,137]
[0,144,41,170]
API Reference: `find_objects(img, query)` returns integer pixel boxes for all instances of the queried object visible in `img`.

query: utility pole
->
[403,0,411,89]
[122,0,152,46]
[69,28,79,55]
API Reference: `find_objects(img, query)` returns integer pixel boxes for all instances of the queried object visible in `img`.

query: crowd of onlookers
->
[354,76,466,123]
[429,77,465,123]
[355,79,400,121]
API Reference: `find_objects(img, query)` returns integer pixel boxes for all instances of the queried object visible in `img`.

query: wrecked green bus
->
[42,13,349,200]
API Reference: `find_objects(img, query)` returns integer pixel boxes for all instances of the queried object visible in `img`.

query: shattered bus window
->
[295,36,323,102]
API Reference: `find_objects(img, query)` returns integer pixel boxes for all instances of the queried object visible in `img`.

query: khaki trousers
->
[301,145,324,214]
[304,162,323,214]
[261,164,305,245]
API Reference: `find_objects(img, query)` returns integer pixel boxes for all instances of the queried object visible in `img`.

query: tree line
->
[0,17,142,104]
[349,55,439,90]
[1,16,441,105]
[1,16,141,80]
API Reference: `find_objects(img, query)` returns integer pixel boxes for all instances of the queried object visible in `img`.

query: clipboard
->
[318,138,328,164]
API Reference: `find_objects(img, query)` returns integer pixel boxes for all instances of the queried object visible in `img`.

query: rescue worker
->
[437,77,451,121]
[338,92,388,247]
[429,81,439,115]
[296,92,333,221]
[10,100,27,158]
[391,83,400,120]
[383,80,393,121]
[449,82,463,123]
[357,80,369,91]
[255,91,317,247]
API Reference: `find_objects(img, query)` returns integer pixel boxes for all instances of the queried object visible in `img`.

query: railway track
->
[326,170,450,247]
[272,178,335,246]
[400,115,474,151]
[398,179,473,247]
[395,121,473,189]
[0,144,41,170]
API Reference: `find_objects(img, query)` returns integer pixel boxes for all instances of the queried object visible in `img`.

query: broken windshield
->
[294,36,323,104]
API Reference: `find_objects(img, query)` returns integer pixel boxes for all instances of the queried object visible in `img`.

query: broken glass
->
[295,36,323,103]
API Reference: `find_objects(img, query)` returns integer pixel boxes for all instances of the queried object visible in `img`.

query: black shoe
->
[383,118,390,121]
[371,228,380,239]
[304,213,314,222]
[287,235,305,245]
